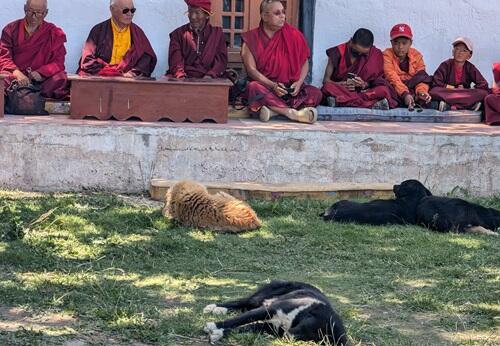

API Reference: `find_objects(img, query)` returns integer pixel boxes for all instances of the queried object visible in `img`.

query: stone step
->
[149,179,394,202]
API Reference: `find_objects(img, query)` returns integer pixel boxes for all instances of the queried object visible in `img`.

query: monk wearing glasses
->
[241,0,321,124]
[166,0,227,79]
[0,0,69,99]
[78,0,157,78]
[322,28,396,110]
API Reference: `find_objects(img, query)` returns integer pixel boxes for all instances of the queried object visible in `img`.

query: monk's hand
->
[352,77,367,89]
[345,79,357,91]
[272,83,288,97]
[457,84,465,89]
[290,81,303,97]
[13,69,30,87]
[404,94,415,108]
[29,71,43,83]
[417,92,432,104]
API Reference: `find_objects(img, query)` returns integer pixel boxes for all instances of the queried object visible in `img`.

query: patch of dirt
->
[116,195,164,209]
[0,305,76,332]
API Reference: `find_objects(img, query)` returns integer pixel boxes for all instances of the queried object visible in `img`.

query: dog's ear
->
[424,187,432,196]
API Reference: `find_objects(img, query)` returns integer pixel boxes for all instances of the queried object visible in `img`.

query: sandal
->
[408,104,424,113]
[259,106,277,122]
[296,107,318,124]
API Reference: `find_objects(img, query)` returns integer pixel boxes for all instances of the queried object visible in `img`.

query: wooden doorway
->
[211,0,300,71]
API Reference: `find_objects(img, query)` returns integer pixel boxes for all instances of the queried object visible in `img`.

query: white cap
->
[452,37,474,52]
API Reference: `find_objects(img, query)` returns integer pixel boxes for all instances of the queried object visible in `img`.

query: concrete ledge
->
[0,116,498,196]
[150,180,394,201]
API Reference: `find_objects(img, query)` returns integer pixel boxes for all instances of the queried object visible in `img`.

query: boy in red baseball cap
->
[430,37,489,111]
[383,24,432,110]
[484,62,500,125]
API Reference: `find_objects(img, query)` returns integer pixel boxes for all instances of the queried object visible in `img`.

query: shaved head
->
[26,0,47,8]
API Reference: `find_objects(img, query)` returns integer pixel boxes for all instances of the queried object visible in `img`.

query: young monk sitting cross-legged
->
[484,62,500,125]
[322,28,397,110]
[241,0,322,124]
[383,24,432,110]
[430,37,489,112]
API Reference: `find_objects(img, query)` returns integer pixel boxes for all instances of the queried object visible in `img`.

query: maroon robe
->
[485,63,500,125]
[167,23,227,78]
[78,19,157,77]
[0,19,68,99]
[429,59,489,109]
[322,43,397,108]
[241,23,322,110]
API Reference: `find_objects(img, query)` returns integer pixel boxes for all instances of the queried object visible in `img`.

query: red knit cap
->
[185,0,211,13]
[493,62,500,84]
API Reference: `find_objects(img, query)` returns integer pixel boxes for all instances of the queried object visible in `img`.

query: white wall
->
[312,0,500,86]
[2,0,499,84]
[0,0,189,76]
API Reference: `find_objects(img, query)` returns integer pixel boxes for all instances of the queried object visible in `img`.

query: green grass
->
[0,192,499,346]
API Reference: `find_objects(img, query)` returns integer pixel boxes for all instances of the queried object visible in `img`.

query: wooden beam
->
[150,179,394,202]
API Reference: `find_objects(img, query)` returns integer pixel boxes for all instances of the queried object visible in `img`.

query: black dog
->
[417,196,500,236]
[322,179,432,225]
[203,280,347,345]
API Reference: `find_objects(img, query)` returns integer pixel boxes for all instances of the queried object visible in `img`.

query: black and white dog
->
[322,179,432,225]
[417,196,500,236]
[203,281,347,345]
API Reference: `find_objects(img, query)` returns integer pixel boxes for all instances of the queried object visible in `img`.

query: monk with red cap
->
[430,37,489,112]
[322,28,397,110]
[78,0,157,77]
[0,0,69,100]
[241,0,321,123]
[383,24,432,110]
[484,63,500,125]
[166,0,227,79]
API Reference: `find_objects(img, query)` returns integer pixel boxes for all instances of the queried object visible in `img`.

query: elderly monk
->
[383,24,432,109]
[78,0,156,77]
[0,0,68,100]
[430,37,489,112]
[166,0,227,79]
[322,28,396,110]
[484,63,500,125]
[241,0,321,124]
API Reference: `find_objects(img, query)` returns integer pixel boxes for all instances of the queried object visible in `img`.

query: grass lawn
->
[0,191,499,346]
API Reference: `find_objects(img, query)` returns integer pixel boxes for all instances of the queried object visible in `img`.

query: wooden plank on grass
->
[150,179,394,202]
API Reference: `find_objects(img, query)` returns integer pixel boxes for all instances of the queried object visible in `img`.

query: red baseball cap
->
[390,24,413,40]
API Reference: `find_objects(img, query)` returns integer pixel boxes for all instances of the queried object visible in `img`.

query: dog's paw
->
[204,322,224,344]
[203,304,228,315]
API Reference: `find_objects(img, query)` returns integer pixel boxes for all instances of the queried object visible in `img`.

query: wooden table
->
[68,75,232,123]
[0,75,5,118]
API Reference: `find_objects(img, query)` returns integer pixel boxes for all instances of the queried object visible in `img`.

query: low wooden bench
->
[68,74,233,123]
[0,75,4,118]
[150,179,394,202]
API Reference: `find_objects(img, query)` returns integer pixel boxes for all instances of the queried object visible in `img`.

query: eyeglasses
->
[122,7,136,14]
[267,10,286,16]
[26,8,47,17]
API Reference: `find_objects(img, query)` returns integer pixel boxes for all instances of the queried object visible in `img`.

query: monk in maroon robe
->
[240,0,321,124]
[0,0,68,100]
[166,0,227,79]
[430,37,488,111]
[77,0,156,77]
[322,28,397,110]
[484,63,500,125]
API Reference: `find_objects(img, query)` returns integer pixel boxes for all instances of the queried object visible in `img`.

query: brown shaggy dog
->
[163,181,261,233]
